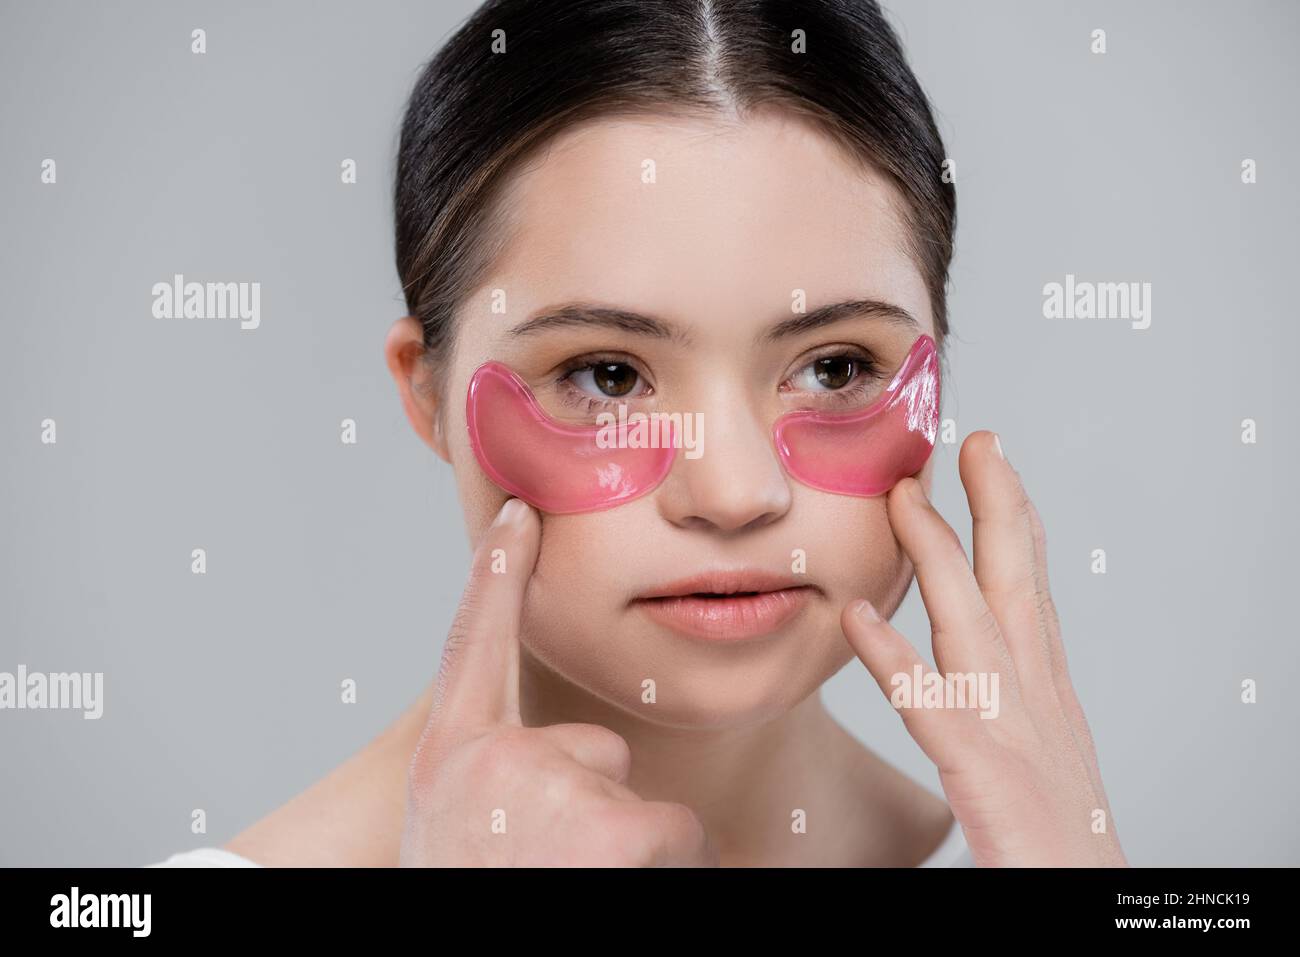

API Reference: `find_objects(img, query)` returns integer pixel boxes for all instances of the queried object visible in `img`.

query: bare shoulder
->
[225,699,428,866]
[223,778,349,867]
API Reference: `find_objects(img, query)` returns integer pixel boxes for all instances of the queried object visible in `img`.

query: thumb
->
[429,497,541,738]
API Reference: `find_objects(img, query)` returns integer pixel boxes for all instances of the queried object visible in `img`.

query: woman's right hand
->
[398,497,718,867]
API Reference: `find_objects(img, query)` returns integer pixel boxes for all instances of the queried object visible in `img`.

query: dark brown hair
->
[394,0,956,368]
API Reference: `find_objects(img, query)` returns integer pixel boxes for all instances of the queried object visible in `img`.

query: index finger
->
[885,477,1017,684]
[427,497,541,737]
[958,430,1052,680]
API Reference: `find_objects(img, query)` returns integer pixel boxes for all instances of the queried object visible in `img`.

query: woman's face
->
[429,107,936,729]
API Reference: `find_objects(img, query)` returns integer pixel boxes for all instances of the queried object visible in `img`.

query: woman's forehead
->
[472,109,933,341]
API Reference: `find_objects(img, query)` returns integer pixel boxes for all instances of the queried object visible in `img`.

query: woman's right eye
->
[565,361,648,400]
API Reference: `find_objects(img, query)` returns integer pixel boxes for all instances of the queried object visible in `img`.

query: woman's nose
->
[655,399,792,533]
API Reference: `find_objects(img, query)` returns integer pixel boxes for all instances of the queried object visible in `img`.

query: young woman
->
[155,0,1125,868]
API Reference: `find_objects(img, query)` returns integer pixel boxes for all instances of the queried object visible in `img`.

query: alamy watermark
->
[1042,274,1151,330]
[152,273,260,330]
[50,887,150,937]
[596,405,704,459]
[0,665,103,719]
[890,665,1000,719]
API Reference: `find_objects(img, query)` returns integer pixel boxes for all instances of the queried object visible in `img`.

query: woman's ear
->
[385,315,451,463]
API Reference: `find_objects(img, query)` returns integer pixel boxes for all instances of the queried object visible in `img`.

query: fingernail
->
[905,479,928,505]
[853,599,882,623]
[492,498,527,528]
[992,433,1006,461]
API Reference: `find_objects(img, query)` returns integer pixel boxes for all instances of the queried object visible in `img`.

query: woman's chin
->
[524,612,851,731]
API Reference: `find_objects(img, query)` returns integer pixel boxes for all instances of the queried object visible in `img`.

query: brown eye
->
[590,362,639,397]
[812,356,856,390]
[565,358,650,402]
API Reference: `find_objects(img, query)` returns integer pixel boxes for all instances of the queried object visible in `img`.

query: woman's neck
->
[517,646,948,867]
[226,649,952,867]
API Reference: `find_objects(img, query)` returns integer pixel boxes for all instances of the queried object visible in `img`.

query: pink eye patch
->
[464,361,677,514]
[772,333,940,497]
[465,334,940,514]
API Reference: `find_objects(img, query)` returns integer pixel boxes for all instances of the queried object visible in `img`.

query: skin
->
[225,107,1125,867]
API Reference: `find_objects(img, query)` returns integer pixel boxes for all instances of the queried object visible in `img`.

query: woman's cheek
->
[449,437,509,545]
[516,516,644,687]
[792,493,910,612]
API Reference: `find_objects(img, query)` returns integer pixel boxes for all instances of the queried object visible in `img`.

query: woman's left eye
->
[787,354,873,393]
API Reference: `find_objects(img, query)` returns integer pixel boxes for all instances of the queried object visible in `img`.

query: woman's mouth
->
[631,571,817,642]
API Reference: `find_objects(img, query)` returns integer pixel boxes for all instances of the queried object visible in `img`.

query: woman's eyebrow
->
[760,299,918,342]
[508,304,687,343]
[507,298,917,344]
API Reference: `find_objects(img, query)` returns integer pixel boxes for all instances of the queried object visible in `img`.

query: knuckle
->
[1023,498,1050,561]
[972,602,1001,639]
[539,764,583,806]
[585,803,646,863]
[989,708,1046,755]
[938,523,967,557]
[1034,589,1059,629]
[1050,641,1074,689]
[543,723,633,778]
[988,561,1037,609]
[1012,482,1033,522]
[660,802,708,849]
[923,524,968,574]
[610,802,703,865]
[1029,508,1048,550]
[471,727,533,780]
[584,724,633,770]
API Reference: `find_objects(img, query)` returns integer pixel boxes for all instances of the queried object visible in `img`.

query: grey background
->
[1,0,1296,866]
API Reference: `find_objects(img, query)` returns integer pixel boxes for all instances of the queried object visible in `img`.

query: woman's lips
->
[632,572,816,641]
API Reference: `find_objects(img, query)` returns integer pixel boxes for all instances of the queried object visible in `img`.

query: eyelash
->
[553,347,887,412]
[782,348,885,405]
[555,353,652,412]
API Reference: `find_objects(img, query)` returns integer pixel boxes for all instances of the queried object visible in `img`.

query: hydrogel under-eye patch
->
[464,360,678,514]
[465,334,940,514]
[772,334,940,497]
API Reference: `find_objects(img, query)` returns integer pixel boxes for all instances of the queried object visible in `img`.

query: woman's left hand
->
[841,430,1127,867]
